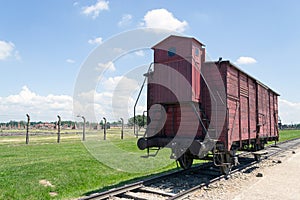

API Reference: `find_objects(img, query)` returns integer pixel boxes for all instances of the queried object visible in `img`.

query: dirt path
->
[187,146,300,200]
[233,148,300,200]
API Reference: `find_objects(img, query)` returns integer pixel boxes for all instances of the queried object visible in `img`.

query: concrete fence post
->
[103,117,106,140]
[57,115,61,143]
[120,118,124,140]
[26,114,30,144]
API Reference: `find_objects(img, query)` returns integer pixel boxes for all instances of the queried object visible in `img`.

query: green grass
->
[0,129,300,199]
[278,129,300,142]
[0,128,177,200]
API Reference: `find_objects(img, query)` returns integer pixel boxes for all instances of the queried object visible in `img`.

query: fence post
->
[57,115,61,143]
[103,117,106,140]
[82,116,86,141]
[77,115,86,141]
[26,114,30,144]
[120,118,124,139]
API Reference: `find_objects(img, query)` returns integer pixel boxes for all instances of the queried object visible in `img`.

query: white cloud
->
[135,50,145,57]
[76,75,141,122]
[88,37,103,45]
[113,47,125,54]
[101,76,139,92]
[0,77,144,122]
[104,76,141,121]
[236,56,257,65]
[0,83,144,123]
[66,59,75,63]
[0,41,15,60]
[96,61,116,72]
[118,14,133,27]
[0,86,73,122]
[279,98,300,124]
[82,0,109,19]
[141,8,188,33]
[76,89,114,121]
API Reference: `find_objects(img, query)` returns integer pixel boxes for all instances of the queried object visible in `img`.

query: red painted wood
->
[248,78,257,139]
[147,36,279,152]
[149,35,205,105]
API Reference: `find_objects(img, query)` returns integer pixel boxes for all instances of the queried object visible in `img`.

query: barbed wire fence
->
[0,114,132,144]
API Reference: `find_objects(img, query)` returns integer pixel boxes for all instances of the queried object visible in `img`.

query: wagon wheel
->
[219,153,232,175]
[178,152,193,169]
[254,141,265,151]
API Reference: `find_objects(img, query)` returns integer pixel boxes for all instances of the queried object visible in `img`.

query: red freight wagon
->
[137,35,279,174]
[204,61,279,150]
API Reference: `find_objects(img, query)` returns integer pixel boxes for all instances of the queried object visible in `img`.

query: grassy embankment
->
[0,129,299,199]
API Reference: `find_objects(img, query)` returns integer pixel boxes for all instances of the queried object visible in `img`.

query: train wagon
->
[136,35,279,174]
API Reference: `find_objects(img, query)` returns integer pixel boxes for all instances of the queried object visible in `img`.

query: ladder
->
[133,62,154,137]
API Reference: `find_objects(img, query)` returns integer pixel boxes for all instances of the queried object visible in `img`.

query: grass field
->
[278,129,300,142]
[0,128,177,200]
[0,129,300,199]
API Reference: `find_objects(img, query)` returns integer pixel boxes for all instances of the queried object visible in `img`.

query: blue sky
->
[0,0,299,123]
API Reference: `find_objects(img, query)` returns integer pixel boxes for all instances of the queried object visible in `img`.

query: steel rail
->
[168,138,300,200]
[79,138,300,200]
[79,163,210,200]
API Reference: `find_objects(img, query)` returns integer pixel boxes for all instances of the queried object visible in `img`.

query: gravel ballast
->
[187,147,300,200]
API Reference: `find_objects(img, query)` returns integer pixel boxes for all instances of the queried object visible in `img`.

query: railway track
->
[79,138,300,200]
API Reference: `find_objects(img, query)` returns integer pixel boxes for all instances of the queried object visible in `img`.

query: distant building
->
[33,123,55,130]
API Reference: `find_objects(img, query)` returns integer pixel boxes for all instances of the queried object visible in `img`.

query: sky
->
[0,0,299,124]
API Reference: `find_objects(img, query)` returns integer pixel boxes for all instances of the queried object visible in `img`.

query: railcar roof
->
[152,35,205,49]
[205,60,280,96]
